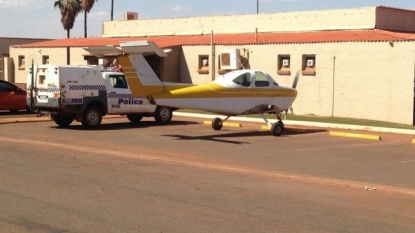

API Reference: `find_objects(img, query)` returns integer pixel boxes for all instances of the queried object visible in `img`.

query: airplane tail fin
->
[83,41,167,98]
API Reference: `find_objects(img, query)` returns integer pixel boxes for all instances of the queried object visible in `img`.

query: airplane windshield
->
[265,73,279,86]
[232,72,251,87]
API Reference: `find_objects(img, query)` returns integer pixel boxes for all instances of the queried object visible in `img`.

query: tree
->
[54,0,82,38]
[82,0,98,38]
[54,0,82,64]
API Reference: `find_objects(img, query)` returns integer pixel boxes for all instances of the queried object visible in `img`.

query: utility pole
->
[256,0,259,14]
[111,0,114,21]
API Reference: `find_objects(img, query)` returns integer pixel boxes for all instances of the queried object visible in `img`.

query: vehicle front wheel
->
[271,121,284,136]
[127,114,143,123]
[82,106,102,128]
[53,114,74,128]
[154,106,172,124]
[211,117,223,131]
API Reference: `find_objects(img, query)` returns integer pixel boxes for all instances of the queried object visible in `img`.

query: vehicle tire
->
[154,106,172,124]
[271,121,284,136]
[211,117,223,131]
[82,106,102,128]
[127,114,143,123]
[53,114,74,127]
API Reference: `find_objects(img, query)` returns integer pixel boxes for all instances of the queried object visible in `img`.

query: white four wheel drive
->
[27,65,174,128]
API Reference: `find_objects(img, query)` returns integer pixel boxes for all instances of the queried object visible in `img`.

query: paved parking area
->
[0,114,415,232]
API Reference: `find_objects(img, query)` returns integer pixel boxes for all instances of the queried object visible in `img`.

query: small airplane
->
[84,41,299,136]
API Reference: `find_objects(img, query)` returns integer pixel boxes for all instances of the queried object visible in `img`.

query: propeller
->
[292,70,300,89]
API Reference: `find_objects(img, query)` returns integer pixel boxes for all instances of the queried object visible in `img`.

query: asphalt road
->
[0,115,415,233]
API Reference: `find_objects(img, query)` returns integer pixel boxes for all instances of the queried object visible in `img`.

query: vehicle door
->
[31,66,57,106]
[227,71,255,112]
[105,74,131,114]
[0,81,15,110]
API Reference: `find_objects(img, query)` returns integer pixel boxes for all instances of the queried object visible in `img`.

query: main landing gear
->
[211,116,231,131]
[210,113,285,136]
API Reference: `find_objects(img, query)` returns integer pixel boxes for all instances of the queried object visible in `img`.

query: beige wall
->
[182,41,415,125]
[161,46,181,82]
[10,47,88,84]
[102,7,378,37]
[0,38,50,57]
[103,7,415,37]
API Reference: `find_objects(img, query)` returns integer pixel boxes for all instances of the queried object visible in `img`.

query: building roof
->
[13,29,415,49]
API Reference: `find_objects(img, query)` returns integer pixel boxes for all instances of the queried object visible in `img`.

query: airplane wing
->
[83,46,122,57]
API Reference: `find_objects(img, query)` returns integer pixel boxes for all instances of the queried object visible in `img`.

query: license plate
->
[39,95,48,100]
[61,98,83,104]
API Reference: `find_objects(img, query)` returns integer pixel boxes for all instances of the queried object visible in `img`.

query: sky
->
[0,0,415,39]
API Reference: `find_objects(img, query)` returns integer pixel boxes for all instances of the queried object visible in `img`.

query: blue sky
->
[1,0,414,39]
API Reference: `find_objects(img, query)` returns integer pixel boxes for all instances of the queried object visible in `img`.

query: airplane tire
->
[271,121,284,136]
[82,106,102,128]
[127,114,143,123]
[211,117,223,131]
[53,114,74,128]
[154,106,172,124]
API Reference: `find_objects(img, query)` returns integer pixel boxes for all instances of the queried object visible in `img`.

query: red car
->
[0,80,28,112]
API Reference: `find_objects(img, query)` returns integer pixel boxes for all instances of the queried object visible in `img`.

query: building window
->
[277,55,291,75]
[42,55,49,65]
[18,56,25,70]
[302,55,316,76]
[197,55,209,74]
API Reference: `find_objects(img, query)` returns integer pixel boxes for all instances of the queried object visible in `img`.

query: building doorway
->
[144,55,161,80]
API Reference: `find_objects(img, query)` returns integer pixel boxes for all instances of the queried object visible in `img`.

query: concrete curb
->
[0,115,125,125]
[174,112,415,136]
[1,112,415,137]
[329,131,382,141]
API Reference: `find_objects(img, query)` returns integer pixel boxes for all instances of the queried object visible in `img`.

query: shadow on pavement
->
[162,128,327,145]
[50,120,199,131]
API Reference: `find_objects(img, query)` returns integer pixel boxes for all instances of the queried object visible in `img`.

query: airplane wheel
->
[271,121,284,136]
[211,117,223,131]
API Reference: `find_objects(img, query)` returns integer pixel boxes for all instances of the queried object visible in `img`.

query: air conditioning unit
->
[124,12,138,20]
[307,59,315,67]
[282,59,289,67]
[220,49,241,70]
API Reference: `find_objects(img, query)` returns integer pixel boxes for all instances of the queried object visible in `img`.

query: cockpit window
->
[232,73,251,87]
[254,71,270,87]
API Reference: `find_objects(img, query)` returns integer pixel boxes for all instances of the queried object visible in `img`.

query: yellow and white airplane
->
[84,41,299,136]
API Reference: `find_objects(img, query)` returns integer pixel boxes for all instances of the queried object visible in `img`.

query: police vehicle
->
[27,65,173,128]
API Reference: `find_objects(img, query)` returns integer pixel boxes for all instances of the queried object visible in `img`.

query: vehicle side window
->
[109,75,128,89]
[254,72,270,87]
[232,73,251,87]
[0,82,16,92]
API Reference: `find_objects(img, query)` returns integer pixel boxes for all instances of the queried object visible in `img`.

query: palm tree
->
[82,0,98,38]
[54,0,82,64]
[54,0,82,38]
